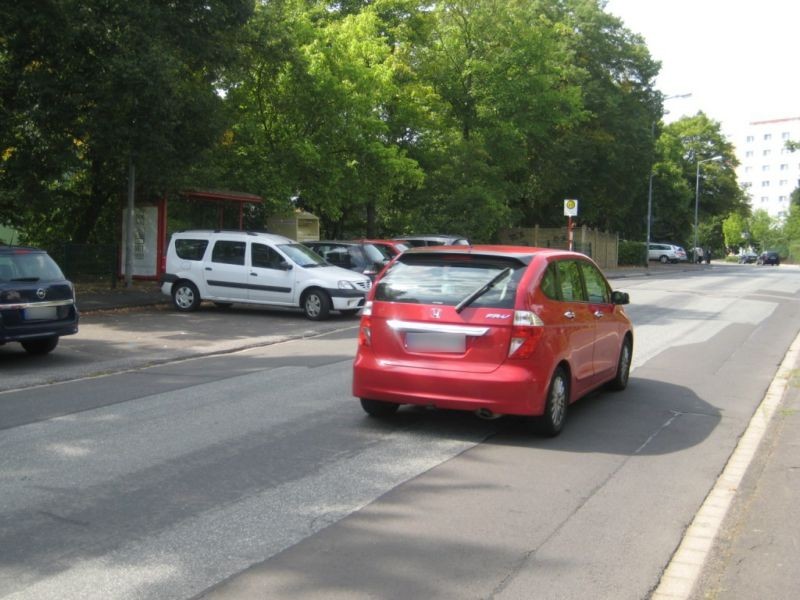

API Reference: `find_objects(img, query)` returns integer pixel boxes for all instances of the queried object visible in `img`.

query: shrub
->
[619,240,646,266]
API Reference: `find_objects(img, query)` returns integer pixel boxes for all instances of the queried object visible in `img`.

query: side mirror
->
[279,260,293,271]
[611,290,629,305]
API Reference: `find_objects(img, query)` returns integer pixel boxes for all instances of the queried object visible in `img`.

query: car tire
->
[360,398,399,417]
[659,255,668,264]
[302,288,331,320]
[539,367,569,437]
[609,337,633,391]
[172,281,201,312]
[21,336,59,355]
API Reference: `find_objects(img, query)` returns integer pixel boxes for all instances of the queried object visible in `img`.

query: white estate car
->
[160,230,371,320]
[647,243,686,264]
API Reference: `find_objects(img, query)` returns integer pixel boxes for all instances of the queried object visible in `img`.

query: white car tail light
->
[359,301,373,347]
[508,310,544,359]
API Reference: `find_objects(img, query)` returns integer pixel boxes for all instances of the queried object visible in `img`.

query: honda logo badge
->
[431,308,442,319]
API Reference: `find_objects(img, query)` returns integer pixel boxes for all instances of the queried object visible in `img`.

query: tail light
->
[358,301,373,347]
[508,310,544,359]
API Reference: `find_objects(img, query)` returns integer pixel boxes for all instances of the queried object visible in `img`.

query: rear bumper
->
[0,313,79,343]
[352,349,549,416]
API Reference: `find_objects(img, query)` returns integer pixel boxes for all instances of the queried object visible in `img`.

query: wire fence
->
[47,243,120,287]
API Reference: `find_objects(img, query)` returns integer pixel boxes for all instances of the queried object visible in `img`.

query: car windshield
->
[278,243,327,268]
[364,243,390,262]
[374,254,526,308]
[0,252,65,282]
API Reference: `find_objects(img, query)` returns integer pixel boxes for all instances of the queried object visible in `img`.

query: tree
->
[0,1,253,246]
[530,0,661,237]
[722,212,748,252]
[400,0,588,239]
[199,0,426,238]
[652,113,748,248]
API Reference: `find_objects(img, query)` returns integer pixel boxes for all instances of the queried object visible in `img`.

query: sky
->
[604,0,800,142]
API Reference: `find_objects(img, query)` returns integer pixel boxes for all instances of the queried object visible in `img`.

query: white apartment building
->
[736,117,800,219]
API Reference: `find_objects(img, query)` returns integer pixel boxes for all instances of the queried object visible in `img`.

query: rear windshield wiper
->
[455,267,512,313]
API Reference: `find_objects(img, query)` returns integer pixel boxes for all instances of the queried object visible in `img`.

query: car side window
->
[251,243,283,269]
[326,247,353,268]
[175,239,208,261]
[556,260,587,302]
[579,261,611,303]
[540,263,559,300]
[211,241,246,266]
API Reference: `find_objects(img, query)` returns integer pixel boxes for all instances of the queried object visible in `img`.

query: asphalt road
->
[0,303,359,395]
[0,263,797,599]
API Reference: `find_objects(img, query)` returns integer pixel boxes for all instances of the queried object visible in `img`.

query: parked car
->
[738,251,758,264]
[648,243,685,264]
[393,234,471,247]
[352,245,633,436]
[354,239,410,257]
[160,230,371,320]
[303,240,391,280]
[0,245,79,354]
[757,251,780,266]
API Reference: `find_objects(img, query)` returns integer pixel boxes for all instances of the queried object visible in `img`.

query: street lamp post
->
[646,93,691,268]
[693,156,723,262]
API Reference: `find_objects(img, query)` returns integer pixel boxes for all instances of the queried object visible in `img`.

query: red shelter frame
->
[145,189,263,279]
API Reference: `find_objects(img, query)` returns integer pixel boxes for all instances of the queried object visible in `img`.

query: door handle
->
[205,267,212,271]
[563,311,576,319]
[250,272,258,276]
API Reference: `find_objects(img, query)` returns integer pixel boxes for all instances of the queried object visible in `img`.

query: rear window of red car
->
[374,253,527,308]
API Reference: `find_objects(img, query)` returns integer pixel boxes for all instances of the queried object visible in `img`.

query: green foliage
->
[721,207,794,259]
[0,0,253,246]
[696,215,725,257]
[651,113,747,248]
[722,212,748,250]
[618,240,647,266]
[3,0,765,256]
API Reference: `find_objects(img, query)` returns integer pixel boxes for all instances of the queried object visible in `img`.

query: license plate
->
[405,332,466,353]
[24,306,58,320]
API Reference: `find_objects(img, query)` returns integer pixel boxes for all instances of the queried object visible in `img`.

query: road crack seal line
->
[487,407,722,599]
[37,511,91,528]
[488,412,688,598]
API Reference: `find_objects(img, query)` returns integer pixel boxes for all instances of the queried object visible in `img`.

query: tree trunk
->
[72,157,110,243]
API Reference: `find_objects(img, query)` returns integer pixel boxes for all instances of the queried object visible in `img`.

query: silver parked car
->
[648,243,685,264]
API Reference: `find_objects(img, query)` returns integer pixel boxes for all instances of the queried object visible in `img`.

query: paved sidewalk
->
[75,281,167,312]
[689,352,800,599]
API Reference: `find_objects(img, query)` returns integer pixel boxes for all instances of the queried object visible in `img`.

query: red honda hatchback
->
[352,245,633,435]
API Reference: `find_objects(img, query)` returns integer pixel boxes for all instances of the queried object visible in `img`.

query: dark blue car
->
[758,251,780,266]
[0,246,79,354]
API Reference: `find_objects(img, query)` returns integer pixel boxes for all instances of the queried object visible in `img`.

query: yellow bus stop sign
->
[564,198,578,217]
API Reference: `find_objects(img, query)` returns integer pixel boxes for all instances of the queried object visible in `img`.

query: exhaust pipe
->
[475,408,501,420]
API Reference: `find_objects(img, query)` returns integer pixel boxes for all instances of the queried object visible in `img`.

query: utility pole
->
[125,157,135,288]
